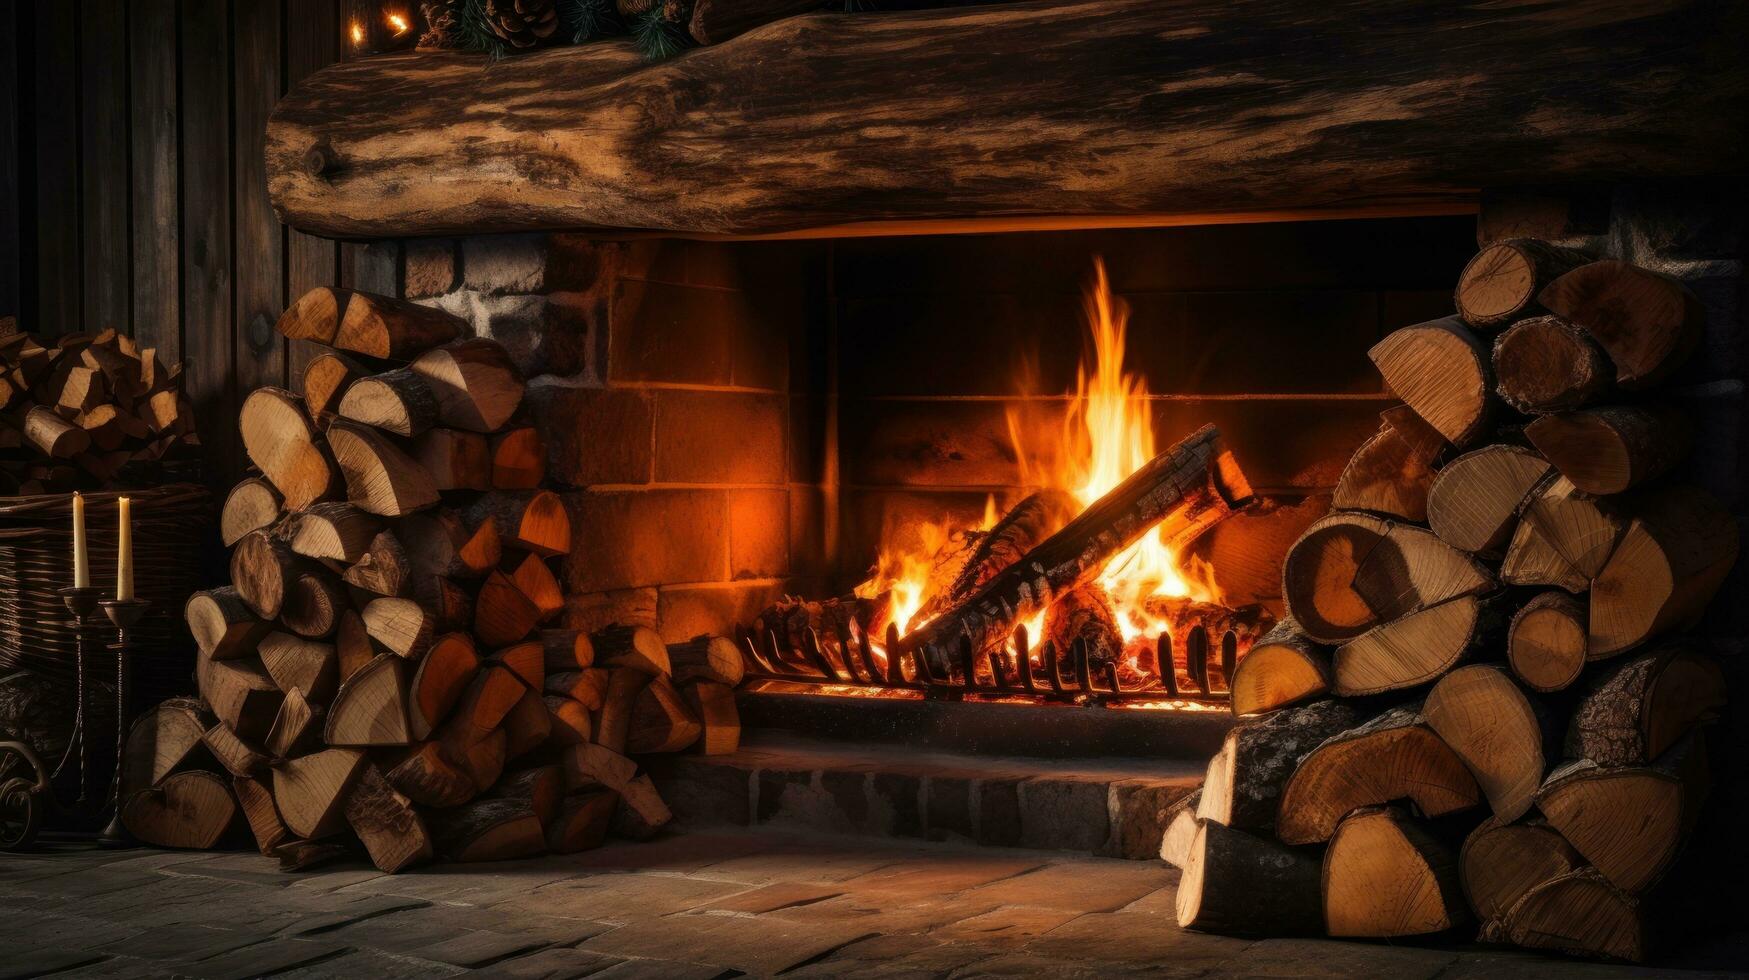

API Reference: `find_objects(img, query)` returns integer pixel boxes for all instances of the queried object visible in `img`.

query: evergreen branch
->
[633,4,694,62]
[559,0,623,42]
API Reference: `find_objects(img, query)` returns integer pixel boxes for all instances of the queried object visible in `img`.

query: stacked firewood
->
[118,287,742,872]
[1164,242,1737,963]
[0,316,198,494]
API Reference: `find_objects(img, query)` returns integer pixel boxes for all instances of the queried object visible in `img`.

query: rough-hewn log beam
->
[267,0,1749,239]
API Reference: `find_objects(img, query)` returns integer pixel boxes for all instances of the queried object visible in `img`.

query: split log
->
[1282,512,1492,645]
[1175,819,1322,936]
[120,697,212,795]
[627,678,702,754]
[918,488,1080,623]
[410,338,525,433]
[257,632,339,705]
[506,553,564,622]
[1492,315,1613,413]
[272,747,367,839]
[907,425,1252,673]
[184,588,267,660]
[233,775,291,854]
[1042,583,1124,672]
[274,840,354,872]
[1332,594,1501,697]
[121,771,237,849]
[454,730,507,795]
[541,631,595,674]
[23,406,90,458]
[1368,316,1493,446]
[301,349,365,426]
[281,501,381,564]
[476,570,542,648]
[595,668,652,754]
[441,663,525,748]
[230,529,305,621]
[200,656,284,742]
[682,682,740,755]
[1197,699,1355,832]
[341,530,410,597]
[411,428,491,490]
[608,776,670,840]
[220,477,284,547]
[265,687,325,759]
[546,669,611,711]
[276,286,353,345]
[428,797,546,862]
[280,566,346,640]
[332,291,466,360]
[338,366,440,437]
[1535,738,1707,892]
[1525,404,1692,496]
[490,426,544,489]
[1565,646,1726,767]
[1158,789,1201,870]
[204,723,271,779]
[488,641,544,691]
[1227,618,1331,716]
[323,653,411,746]
[545,696,593,747]
[326,418,441,516]
[1539,259,1703,389]
[1423,664,1550,821]
[592,625,671,676]
[547,791,616,854]
[666,635,743,688]
[1323,806,1468,938]
[387,741,475,808]
[488,764,564,830]
[362,596,435,660]
[335,609,376,683]
[239,387,336,509]
[1455,239,1591,330]
[502,688,553,758]
[1507,591,1588,693]
[1503,867,1646,962]
[1589,484,1739,658]
[467,490,571,557]
[400,508,501,579]
[409,632,480,740]
[1460,816,1584,933]
[344,763,433,874]
[1276,705,1480,845]
[1425,444,1551,556]
[1331,406,1446,522]
[564,743,637,793]
[1500,475,1621,593]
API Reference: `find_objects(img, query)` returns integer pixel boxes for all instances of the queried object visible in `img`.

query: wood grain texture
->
[268,0,1749,238]
[129,0,182,360]
[234,0,288,395]
[181,0,237,483]
[33,1,81,331]
[286,0,343,387]
[80,0,132,334]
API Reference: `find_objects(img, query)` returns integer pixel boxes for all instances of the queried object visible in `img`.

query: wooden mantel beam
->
[266,0,1749,240]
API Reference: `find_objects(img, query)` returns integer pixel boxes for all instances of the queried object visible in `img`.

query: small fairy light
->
[348,20,367,49]
[386,10,411,35]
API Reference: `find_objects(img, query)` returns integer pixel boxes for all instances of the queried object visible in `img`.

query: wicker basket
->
[0,485,213,708]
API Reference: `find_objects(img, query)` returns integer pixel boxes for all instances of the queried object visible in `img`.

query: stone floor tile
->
[455,907,616,946]
[281,895,434,936]
[338,861,596,906]
[586,959,739,980]
[957,860,1175,913]
[952,952,1186,978]
[163,851,302,886]
[185,937,352,980]
[557,831,771,876]
[837,854,1047,897]
[0,946,108,980]
[767,890,1005,937]
[699,881,845,914]
[42,954,162,979]
[515,872,746,921]
[91,922,266,962]
[284,867,388,893]
[688,835,912,885]
[929,906,1083,944]
[581,911,877,975]
[275,947,466,978]
[785,933,994,979]
[0,910,143,949]
[416,929,550,968]
[491,947,627,979]
[1202,937,1457,979]
[1116,882,1180,916]
[1438,950,1743,979]
[1025,911,1254,970]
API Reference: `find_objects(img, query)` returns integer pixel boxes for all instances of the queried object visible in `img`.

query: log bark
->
[1507,591,1588,693]
[410,338,525,433]
[265,1,1749,238]
[1158,789,1201,870]
[344,763,433,873]
[1525,404,1692,496]
[1197,700,1355,833]
[1589,484,1738,658]
[905,425,1252,676]
[1323,806,1468,938]
[1503,867,1646,962]
[240,387,336,509]
[410,428,492,491]
[1455,239,1592,331]
[1425,444,1551,556]
[917,488,1079,624]
[1423,664,1552,822]
[1227,618,1331,716]
[627,677,702,754]
[666,634,743,688]
[1330,406,1445,522]
[542,629,595,673]
[1041,583,1124,669]
[682,681,740,756]
[1368,316,1494,446]
[1175,819,1323,936]
[428,797,546,862]
[387,740,475,808]
[332,291,466,360]
[1492,315,1613,413]
[1539,259,1704,389]
[546,791,616,854]
[546,669,611,711]
[338,366,441,437]
[1565,646,1726,767]
[400,508,502,580]
[1276,704,1480,845]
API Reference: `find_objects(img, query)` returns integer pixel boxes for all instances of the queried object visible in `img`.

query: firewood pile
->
[118,287,743,872]
[0,316,198,494]
[1164,241,1738,963]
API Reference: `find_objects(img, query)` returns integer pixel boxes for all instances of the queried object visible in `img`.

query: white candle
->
[72,492,90,588]
[116,497,134,602]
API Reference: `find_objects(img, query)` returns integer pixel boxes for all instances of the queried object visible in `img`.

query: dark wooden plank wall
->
[2,0,376,486]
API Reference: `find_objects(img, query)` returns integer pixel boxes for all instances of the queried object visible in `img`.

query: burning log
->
[917,489,1079,624]
[1042,584,1123,674]
[905,425,1253,678]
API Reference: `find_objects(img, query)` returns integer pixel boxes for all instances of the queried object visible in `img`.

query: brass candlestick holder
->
[97,597,150,847]
[57,587,106,808]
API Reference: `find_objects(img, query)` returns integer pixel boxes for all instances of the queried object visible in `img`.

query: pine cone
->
[484,0,560,48]
[418,0,467,48]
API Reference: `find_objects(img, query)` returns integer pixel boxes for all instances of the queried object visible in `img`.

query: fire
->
[861,257,1221,660]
